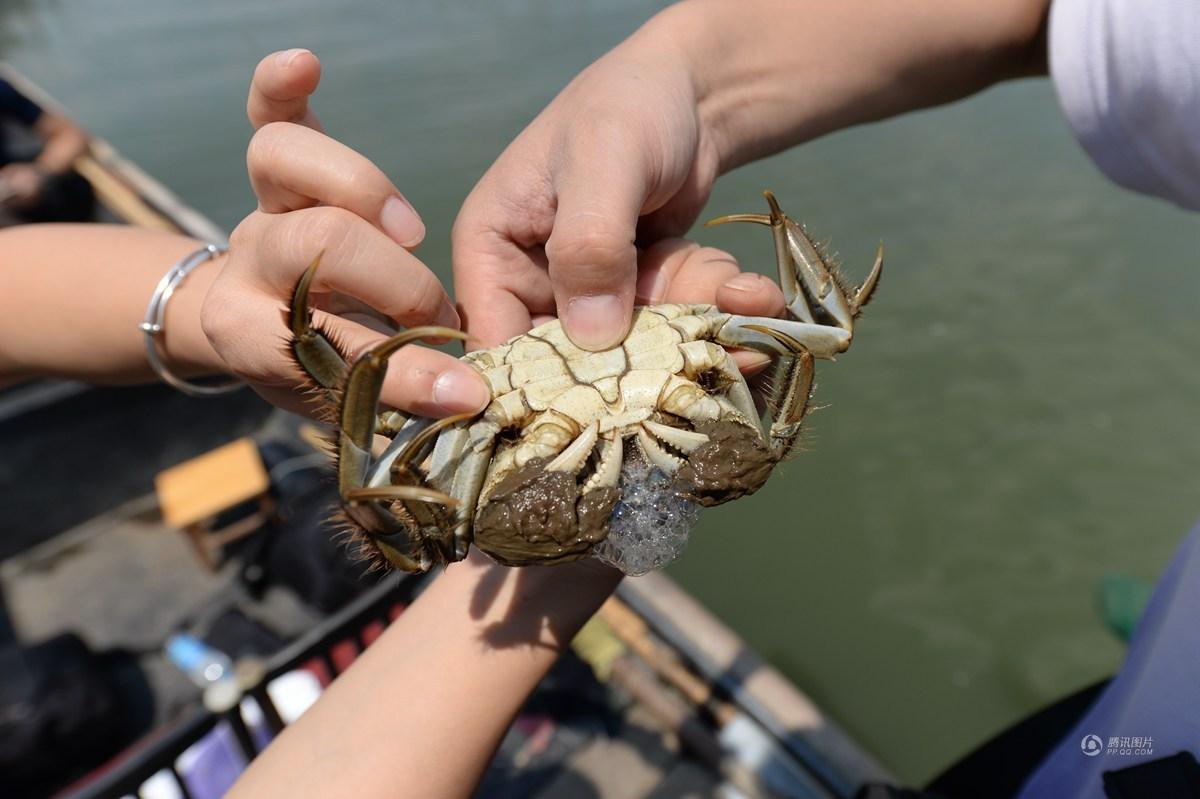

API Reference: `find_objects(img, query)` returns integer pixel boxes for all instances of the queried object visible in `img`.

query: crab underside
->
[288,192,882,575]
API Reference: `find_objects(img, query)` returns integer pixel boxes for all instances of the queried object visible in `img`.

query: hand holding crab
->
[291,192,882,574]
[226,51,881,576]
[201,50,490,420]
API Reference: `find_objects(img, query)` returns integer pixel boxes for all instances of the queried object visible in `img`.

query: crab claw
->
[344,486,458,507]
[641,420,710,453]
[583,433,623,492]
[636,426,683,476]
[546,420,600,473]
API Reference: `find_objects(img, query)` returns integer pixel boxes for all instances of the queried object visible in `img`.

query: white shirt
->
[1050,0,1200,210]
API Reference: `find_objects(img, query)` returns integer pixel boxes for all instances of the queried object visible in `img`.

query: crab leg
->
[717,316,850,359]
[707,195,815,325]
[712,357,758,423]
[852,244,884,316]
[372,411,479,560]
[391,411,478,475]
[287,256,445,569]
[335,325,468,571]
[369,416,441,487]
[337,326,466,492]
[377,410,412,438]
[706,192,883,461]
[289,253,349,395]
[444,440,493,559]
[706,190,883,334]
[420,423,487,561]
[346,485,459,506]
[289,252,415,442]
[541,421,627,492]
[754,330,816,457]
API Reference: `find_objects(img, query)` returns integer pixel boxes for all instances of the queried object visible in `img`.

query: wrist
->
[638,0,789,174]
[449,550,622,653]
[644,0,1051,174]
[160,251,235,379]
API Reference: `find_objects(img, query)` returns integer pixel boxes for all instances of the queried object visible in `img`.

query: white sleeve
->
[1049,0,1200,211]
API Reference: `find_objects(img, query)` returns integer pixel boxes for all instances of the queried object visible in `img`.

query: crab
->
[290,192,882,573]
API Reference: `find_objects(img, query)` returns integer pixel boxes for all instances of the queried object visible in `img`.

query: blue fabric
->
[1019,523,1200,798]
[0,78,44,167]
[0,79,42,126]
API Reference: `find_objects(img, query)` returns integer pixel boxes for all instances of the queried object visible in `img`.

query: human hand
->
[0,163,45,206]
[202,50,490,418]
[452,25,783,356]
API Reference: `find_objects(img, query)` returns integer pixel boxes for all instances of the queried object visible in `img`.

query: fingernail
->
[724,273,764,293]
[381,195,425,247]
[564,295,625,351]
[275,48,310,67]
[433,367,491,413]
[436,298,461,330]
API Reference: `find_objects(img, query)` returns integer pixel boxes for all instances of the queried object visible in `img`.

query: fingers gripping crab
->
[289,192,882,574]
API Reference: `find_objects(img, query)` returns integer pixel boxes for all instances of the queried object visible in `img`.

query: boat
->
[0,66,896,799]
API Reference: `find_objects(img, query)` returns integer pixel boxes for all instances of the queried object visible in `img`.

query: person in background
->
[0,77,94,225]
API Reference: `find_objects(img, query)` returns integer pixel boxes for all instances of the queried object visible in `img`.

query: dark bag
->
[0,633,152,798]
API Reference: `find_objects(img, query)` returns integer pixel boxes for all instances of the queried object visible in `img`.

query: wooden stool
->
[155,437,274,570]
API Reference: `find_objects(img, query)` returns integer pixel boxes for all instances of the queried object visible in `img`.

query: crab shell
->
[401,305,779,567]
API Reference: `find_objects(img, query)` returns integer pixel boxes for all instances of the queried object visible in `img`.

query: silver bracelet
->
[139,243,242,397]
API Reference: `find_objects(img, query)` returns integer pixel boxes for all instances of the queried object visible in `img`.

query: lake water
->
[4,0,1197,784]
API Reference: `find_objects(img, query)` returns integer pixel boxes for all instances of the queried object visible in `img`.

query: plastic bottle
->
[165,633,234,689]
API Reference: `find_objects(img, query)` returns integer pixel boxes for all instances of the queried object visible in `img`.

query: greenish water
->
[5,0,1198,783]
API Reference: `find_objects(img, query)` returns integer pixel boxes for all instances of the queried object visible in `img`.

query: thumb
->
[545,158,645,351]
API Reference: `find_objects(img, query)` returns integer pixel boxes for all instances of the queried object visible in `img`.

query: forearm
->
[230,552,621,799]
[0,224,228,386]
[643,0,1050,171]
